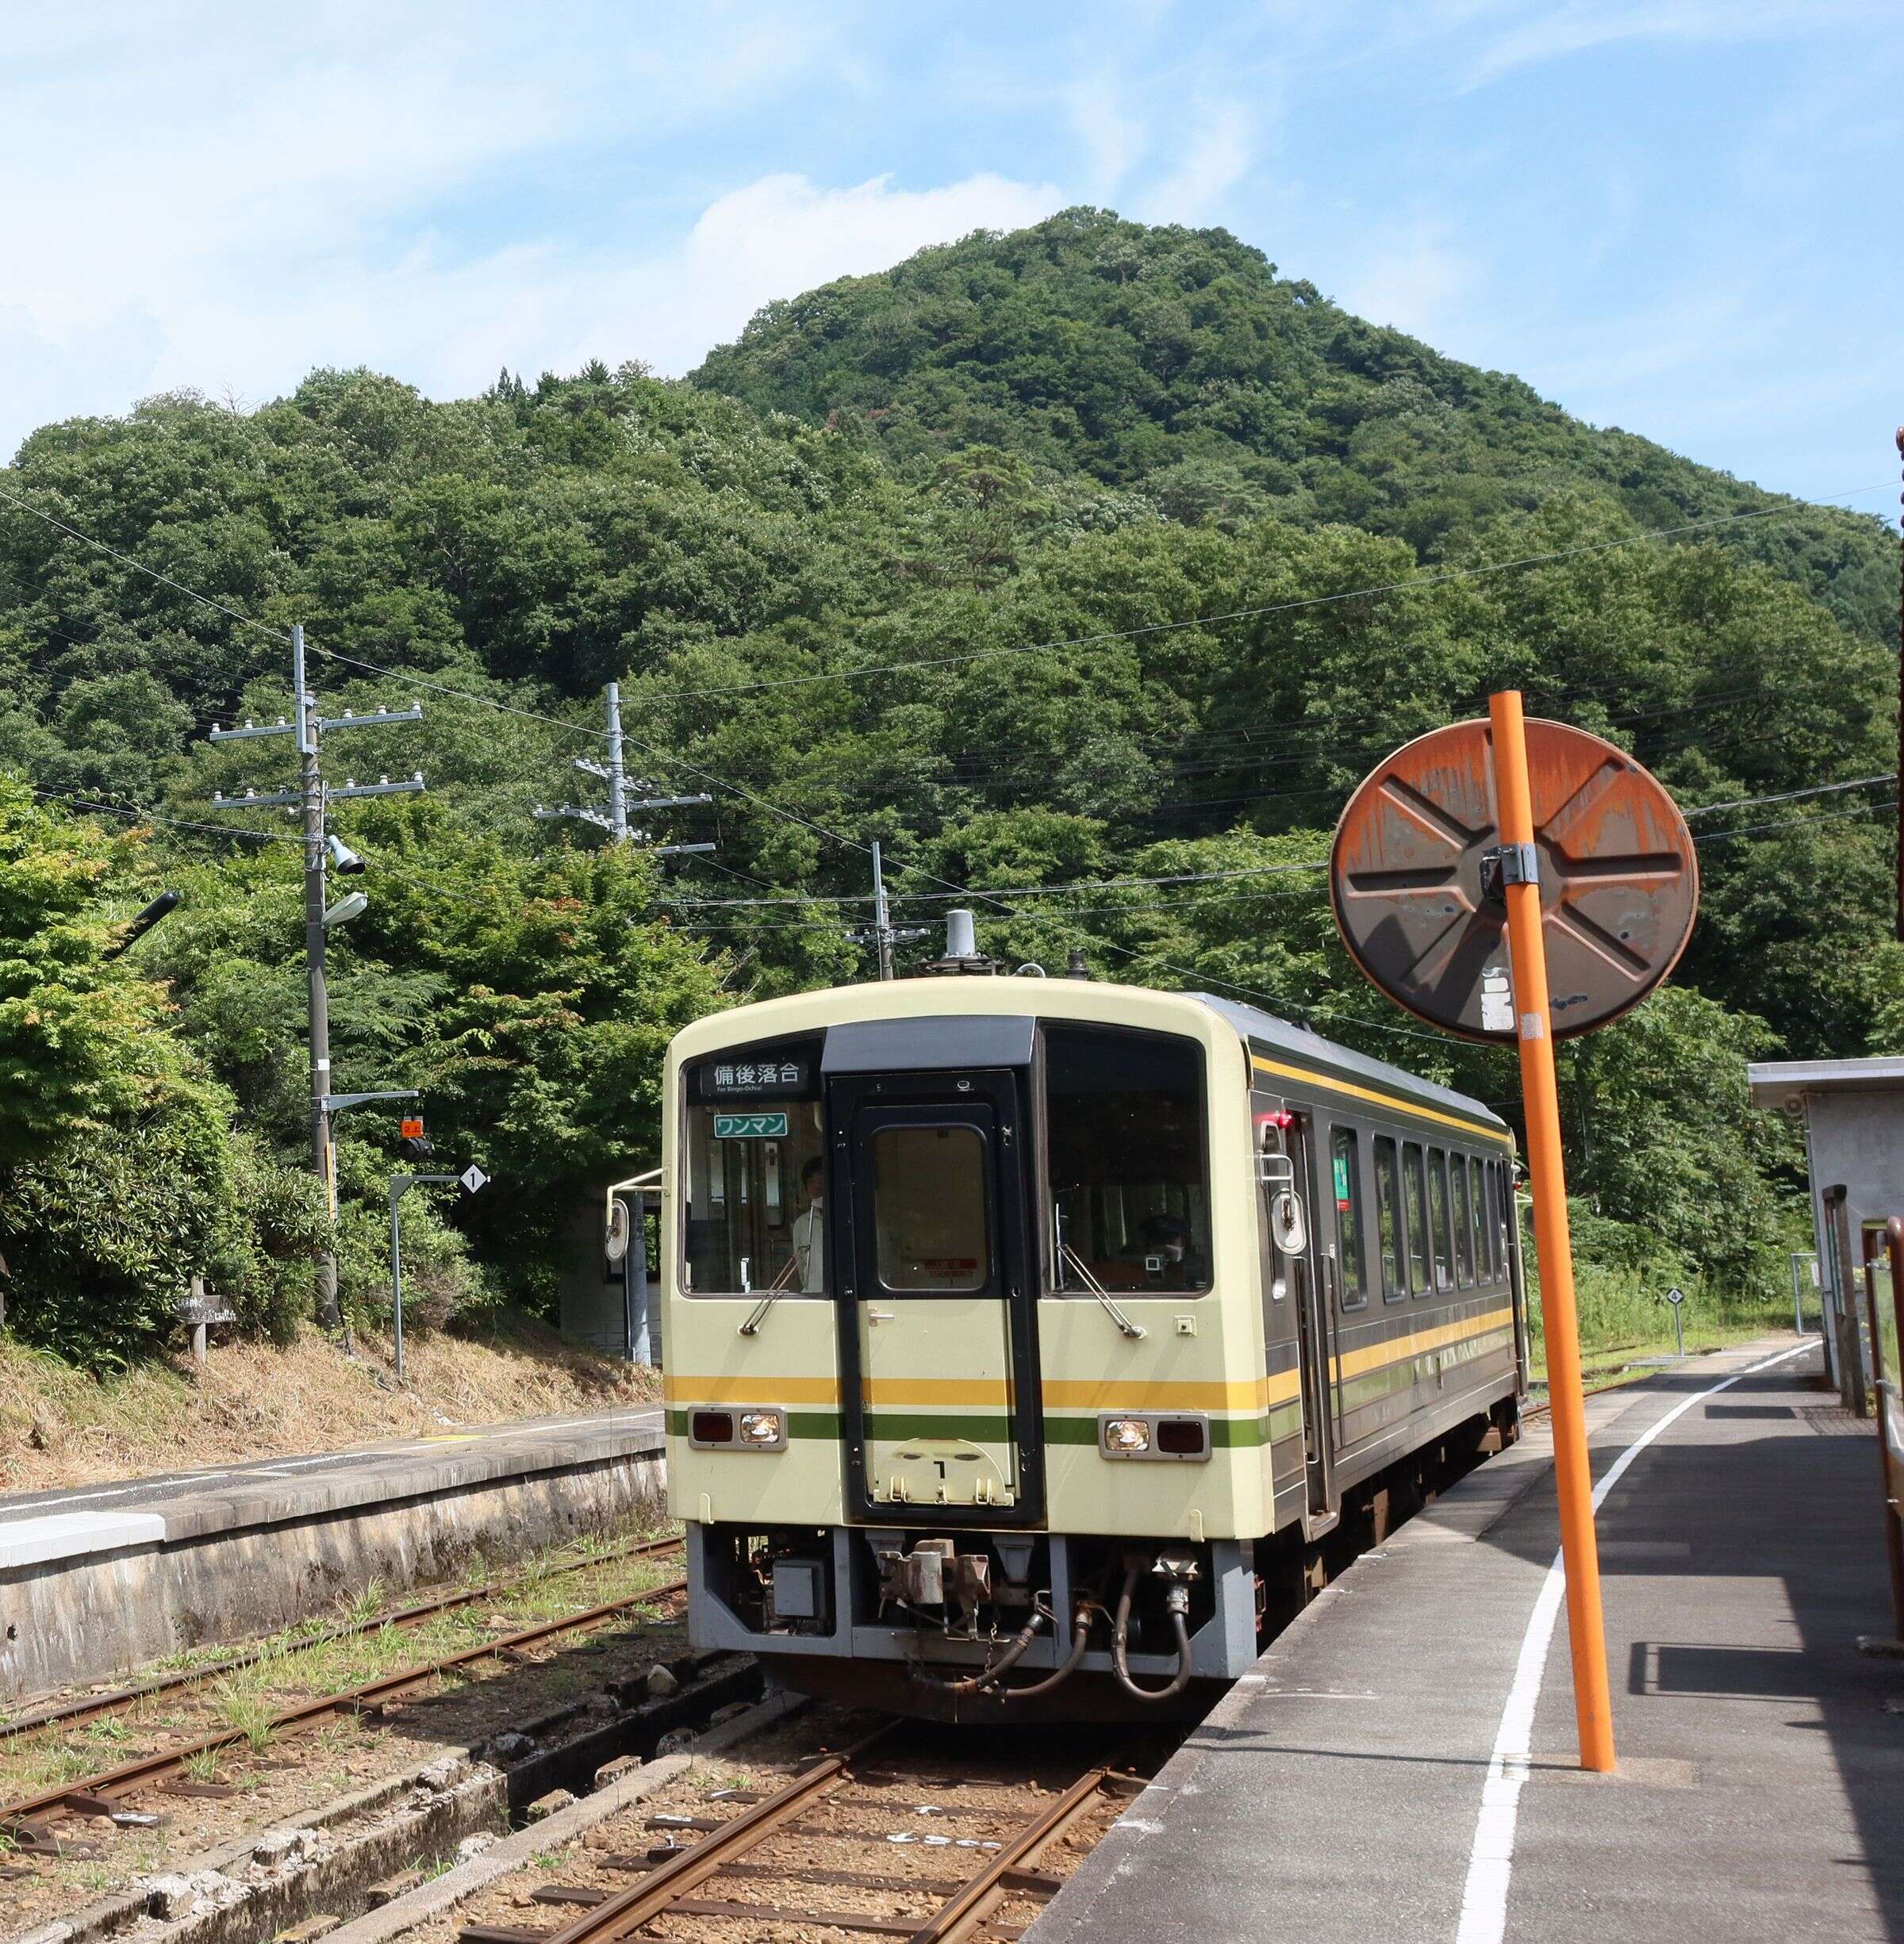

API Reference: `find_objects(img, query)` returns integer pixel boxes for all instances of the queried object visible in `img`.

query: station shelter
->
[1747,1056,1904,1399]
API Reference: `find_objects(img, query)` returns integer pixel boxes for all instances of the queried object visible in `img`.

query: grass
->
[1527,1259,1798,1386]
[0,1316,661,1497]
[210,1674,278,1754]
[0,1517,684,1812]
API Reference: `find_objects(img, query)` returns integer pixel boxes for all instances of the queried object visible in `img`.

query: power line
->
[642,486,1898,704]
[0,481,280,639]
[0,479,610,748]
[20,778,298,845]
[1688,798,1896,845]
[305,641,608,743]
[1680,773,1895,818]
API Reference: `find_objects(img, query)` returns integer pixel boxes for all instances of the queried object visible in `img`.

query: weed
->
[181,1747,225,1785]
[211,1677,277,1753]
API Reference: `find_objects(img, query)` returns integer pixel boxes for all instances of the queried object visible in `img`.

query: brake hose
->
[1110,1562,1195,1704]
[992,1601,1099,1701]
[906,1606,1047,1695]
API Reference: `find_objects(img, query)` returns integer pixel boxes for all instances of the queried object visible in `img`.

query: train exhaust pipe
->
[945,909,977,959]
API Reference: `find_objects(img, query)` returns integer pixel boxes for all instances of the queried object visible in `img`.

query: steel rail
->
[0,1574,688,1850]
[515,1735,1107,1944]
[907,1764,1109,1944]
[0,1533,684,1746]
[537,1723,900,1944]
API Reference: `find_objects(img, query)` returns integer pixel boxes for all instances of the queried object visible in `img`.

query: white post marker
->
[1663,1284,1686,1359]
[1453,1339,1816,1944]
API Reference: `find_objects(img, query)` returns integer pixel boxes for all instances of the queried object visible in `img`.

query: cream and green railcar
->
[662,973,1524,1720]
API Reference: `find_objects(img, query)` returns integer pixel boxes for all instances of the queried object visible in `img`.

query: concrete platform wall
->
[0,1428,664,1702]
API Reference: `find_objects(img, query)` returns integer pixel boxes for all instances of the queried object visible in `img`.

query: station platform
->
[0,1405,665,1701]
[1034,1340,1902,1944]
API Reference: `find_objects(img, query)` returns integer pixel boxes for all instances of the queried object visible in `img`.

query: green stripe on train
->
[669,1405,1303,1448]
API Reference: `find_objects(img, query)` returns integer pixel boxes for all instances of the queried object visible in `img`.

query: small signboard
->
[459,1164,489,1193]
[715,1112,789,1140]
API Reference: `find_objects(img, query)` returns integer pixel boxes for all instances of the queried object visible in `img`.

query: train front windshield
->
[681,1039,825,1297]
[1045,1025,1212,1294]
[681,1022,1213,1300]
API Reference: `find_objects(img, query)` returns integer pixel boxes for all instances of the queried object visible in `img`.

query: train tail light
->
[1157,1417,1208,1457]
[1098,1413,1212,1461]
[688,1406,786,1451]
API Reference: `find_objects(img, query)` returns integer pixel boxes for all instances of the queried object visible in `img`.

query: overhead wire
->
[642,485,1897,704]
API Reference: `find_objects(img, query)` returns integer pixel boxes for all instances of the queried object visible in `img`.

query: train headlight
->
[738,1409,787,1450]
[1103,1417,1152,1455]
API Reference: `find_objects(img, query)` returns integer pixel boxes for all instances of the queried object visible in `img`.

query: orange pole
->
[1489,689,1617,1773]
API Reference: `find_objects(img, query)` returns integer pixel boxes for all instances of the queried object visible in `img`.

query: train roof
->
[1190,992,1510,1136]
[667,974,1507,1140]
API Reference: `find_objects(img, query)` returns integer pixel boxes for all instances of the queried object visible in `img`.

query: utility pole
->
[535,681,713,856]
[849,842,930,980]
[873,838,894,981]
[208,623,424,1333]
[1894,428,1902,942]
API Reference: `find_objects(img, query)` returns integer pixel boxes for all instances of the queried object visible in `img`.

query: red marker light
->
[1256,1109,1296,1132]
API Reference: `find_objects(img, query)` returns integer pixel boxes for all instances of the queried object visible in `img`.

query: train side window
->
[1470,1157,1492,1282]
[1330,1126,1368,1310]
[1373,1136,1403,1302]
[1452,1156,1476,1289]
[1427,1149,1453,1291]
[1402,1144,1430,1296]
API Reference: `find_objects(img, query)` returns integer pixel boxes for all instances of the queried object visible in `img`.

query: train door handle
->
[868,1309,896,1324]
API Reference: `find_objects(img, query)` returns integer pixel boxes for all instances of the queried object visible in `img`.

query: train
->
[660,940,1526,1720]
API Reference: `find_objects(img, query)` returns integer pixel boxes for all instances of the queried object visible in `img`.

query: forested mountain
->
[695,208,1896,650]
[0,209,1895,1363]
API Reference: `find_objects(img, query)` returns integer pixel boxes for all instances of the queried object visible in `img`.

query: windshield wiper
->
[1060,1243,1146,1340]
[739,1257,800,1336]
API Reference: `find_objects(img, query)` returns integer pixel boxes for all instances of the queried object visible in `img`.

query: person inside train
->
[792,1156,826,1291]
[1142,1212,1207,1289]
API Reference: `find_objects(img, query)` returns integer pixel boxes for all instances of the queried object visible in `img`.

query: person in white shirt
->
[791,1156,826,1292]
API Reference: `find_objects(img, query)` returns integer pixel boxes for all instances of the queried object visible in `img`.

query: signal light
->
[398,1116,432,1161]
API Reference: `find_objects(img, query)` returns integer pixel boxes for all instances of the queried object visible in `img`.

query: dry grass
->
[0,1316,661,1493]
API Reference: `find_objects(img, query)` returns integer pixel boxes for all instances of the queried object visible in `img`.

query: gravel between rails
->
[392,1704,1157,1944]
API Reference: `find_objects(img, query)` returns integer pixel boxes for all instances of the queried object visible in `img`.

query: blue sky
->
[3,2,1898,512]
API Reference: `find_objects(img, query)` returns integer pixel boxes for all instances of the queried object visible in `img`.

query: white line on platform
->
[1453,1339,1817,1944]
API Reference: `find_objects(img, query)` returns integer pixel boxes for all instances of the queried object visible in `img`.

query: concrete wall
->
[558,1186,627,1356]
[0,1425,664,1703]
[1807,1091,1904,1265]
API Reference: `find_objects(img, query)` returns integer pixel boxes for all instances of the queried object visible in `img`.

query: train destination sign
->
[1329,715,1698,1041]
[715,1111,789,1139]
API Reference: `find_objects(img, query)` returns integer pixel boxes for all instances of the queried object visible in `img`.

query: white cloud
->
[1132,100,1254,224]
[1338,225,1477,344]
[1065,75,1149,197]
[0,165,1065,457]
[628,171,1065,371]
[0,0,1065,454]
[1460,0,1882,88]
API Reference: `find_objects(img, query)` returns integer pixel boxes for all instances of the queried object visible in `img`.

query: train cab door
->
[1265,1110,1337,1530]
[828,1069,1044,1527]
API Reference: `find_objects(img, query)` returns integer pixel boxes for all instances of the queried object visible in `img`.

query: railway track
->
[0,1532,685,1746]
[452,1723,1142,1944]
[0,1540,688,1858]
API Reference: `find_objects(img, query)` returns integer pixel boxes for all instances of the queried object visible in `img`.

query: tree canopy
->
[0,210,1889,1362]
